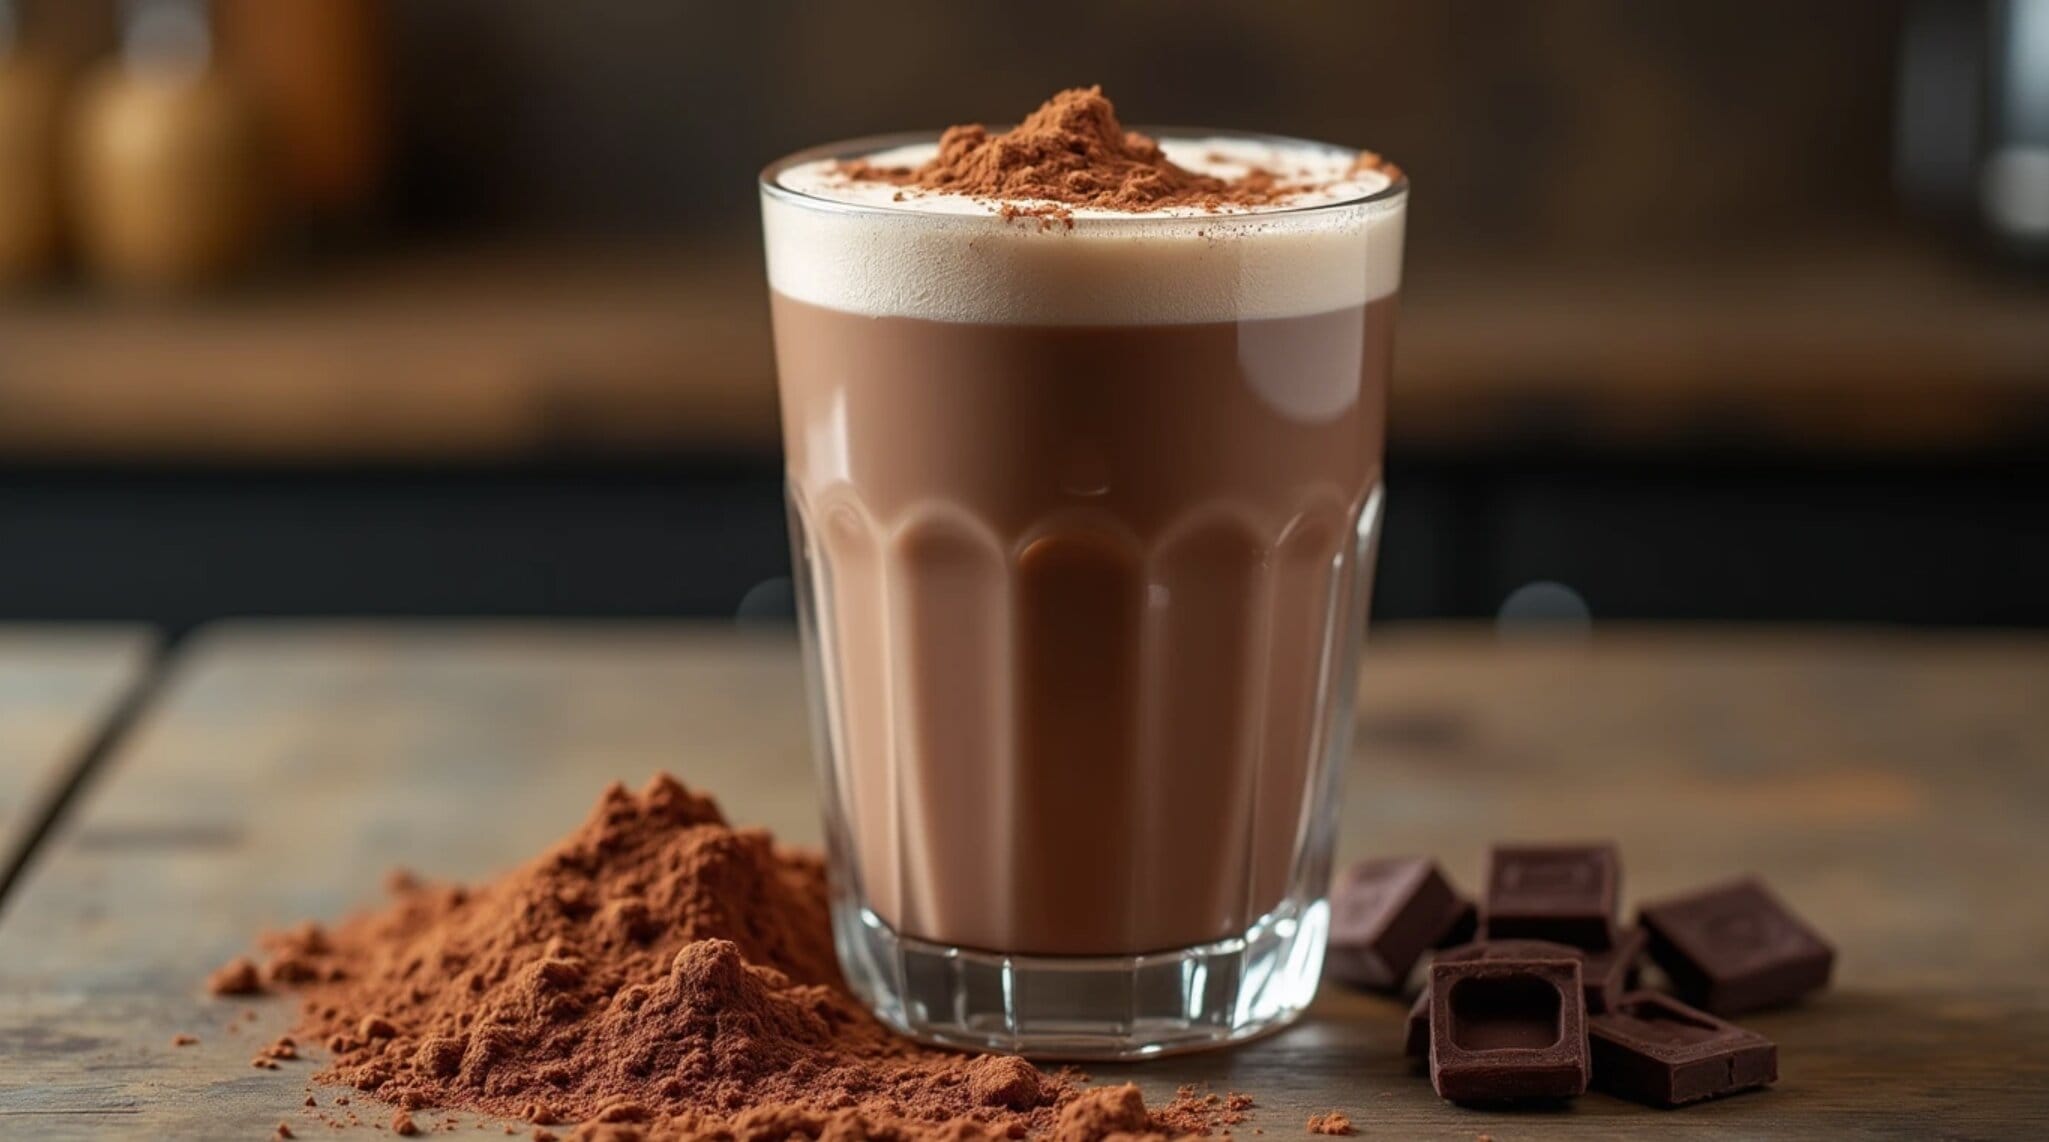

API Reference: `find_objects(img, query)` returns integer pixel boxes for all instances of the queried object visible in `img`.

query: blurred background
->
[0,0,2043,633]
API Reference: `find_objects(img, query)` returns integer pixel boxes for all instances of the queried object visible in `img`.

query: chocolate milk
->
[765,130,1406,961]
[774,295,1393,954]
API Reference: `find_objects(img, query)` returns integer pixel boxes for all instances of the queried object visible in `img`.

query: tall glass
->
[762,132,1406,1058]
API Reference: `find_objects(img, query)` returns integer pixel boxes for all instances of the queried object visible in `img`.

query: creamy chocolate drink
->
[762,89,1405,1057]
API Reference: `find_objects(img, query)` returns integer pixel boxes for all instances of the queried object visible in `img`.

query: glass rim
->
[758,127,1408,228]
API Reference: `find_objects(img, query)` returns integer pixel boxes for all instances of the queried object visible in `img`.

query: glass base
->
[833,897,1329,1060]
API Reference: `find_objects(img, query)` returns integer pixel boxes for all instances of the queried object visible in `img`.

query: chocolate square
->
[1427,954,1588,1103]
[1484,843,1620,950]
[1581,926,1647,1014]
[1590,991,1778,1106]
[1410,939,1584,1061]
[1639,877,1833,1015]
[1435,899,1479,949]
[1404,989,1430,1061]
[1327,857,1468,991]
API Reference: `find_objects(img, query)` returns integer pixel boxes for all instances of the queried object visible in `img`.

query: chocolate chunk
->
[1427,953,1588,1103]
[1327,857,1469,991]
[1581,926,1646,1014]
[1589,991,1778,1106]
[1484,843,1619,950]
[1435,899,1479,949]
[1438,938,1581,964]
[1639,877,1833,1015]
[1404,990,1430,1061]
[1409,939,1584,1061]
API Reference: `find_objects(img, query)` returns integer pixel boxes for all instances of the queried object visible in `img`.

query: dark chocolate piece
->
[1411,927,1642,1056]
[1427,953,1588,1103]
[1639,877,1833,1015]
[1438,938,1582,963]
[1327,857,1465,991]
[1484,842,1620,950]
[1404,989,1430,1061]
[1590,991,1778,1106]
[1435,899,1479,949]
[1581,926,1647,1013]
[1407,939,1581,1061]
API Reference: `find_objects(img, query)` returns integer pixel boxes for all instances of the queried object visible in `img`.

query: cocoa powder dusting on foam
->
[218,776,1223,1141]
[837,86,1294,222]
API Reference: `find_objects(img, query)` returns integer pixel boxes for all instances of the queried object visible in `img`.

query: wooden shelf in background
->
[0,237,2043,464]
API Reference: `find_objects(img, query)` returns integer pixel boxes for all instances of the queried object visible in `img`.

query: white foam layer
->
[763,136,1405,325]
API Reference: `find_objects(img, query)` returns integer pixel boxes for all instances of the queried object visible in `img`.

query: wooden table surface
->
[0,626,152,887]
[0,621,2044,1139]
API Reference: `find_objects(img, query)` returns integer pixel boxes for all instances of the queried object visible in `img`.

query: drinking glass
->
[762,132,1406,1058]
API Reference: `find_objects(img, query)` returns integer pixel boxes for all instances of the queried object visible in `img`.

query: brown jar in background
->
[0,39,66,286]
[214,0,387,223]
[70,1,268,292]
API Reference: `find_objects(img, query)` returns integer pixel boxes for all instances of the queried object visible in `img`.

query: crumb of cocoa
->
[208,957,263,996]
[531,1132,557,1142]
[966,1055,1043,1110]
[1350,149,1404,182]
[170,1033,198,1047]
[1307,1110,1355,1135]
[304,1095,317,1107]
[393,1108,419,1136]
[251,1056,280,1070]
[1155,1081,1254,1133]
[275,1123,295,1140]
[1055,1085,1151,1139]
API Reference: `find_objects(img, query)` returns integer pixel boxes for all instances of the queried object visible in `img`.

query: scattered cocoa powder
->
[1305,1110,1353,1136]
[1152,1086,1254,1135]
[208,956,263,996]
[170,1033,199,1047]
[836,86,1297,222]
[1052,1085,1153,1140]
[217,775,1234,1140]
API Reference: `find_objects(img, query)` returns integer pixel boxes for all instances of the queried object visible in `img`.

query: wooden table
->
[0,622,2044,1139]
[0,626,152,890]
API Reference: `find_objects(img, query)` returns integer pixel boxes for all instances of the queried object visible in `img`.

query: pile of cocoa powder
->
[213,775,1248,1141]
[836,86,1322,224]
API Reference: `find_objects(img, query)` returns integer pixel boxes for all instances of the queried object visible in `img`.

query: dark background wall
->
[383,0,1907,250]
[1,0,2042,632]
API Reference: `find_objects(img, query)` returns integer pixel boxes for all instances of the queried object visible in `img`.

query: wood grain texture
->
[0,622,2044,1139]
[0,625,152,873]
